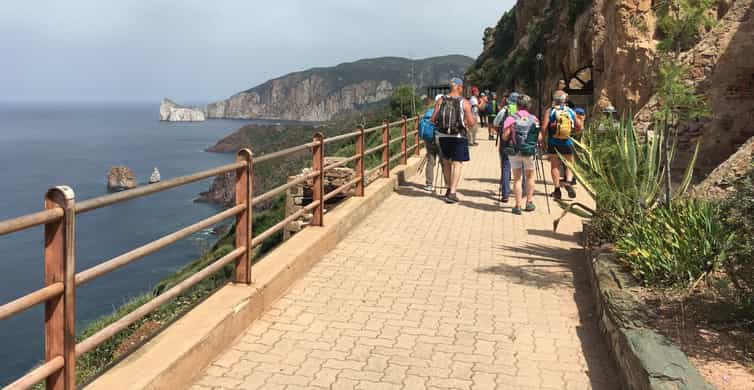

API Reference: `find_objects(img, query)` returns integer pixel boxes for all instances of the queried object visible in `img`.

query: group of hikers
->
[419,77,586,214]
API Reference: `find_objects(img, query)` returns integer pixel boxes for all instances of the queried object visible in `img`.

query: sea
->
[0,102,286,386]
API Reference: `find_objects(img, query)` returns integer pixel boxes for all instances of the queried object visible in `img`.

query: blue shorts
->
[438,137,470,162]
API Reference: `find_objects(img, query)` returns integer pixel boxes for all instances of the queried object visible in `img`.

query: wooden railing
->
[0,115,420,390]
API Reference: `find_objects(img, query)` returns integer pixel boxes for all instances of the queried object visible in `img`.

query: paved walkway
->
[192,137,618,390]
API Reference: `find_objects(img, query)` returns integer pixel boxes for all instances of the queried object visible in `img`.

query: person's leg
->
[450,161,463,193]
[562,152,576,198]
[500,148,511,200]
[512,167,523,213]
[425,144,435,187]
[525,169,535,203]
[441,159,452,192]
[548,149,562,199]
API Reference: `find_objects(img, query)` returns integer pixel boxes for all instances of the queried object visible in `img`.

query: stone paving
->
[192,138,619,390]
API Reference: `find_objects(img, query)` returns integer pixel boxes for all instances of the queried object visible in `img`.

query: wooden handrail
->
[0,113,416,389]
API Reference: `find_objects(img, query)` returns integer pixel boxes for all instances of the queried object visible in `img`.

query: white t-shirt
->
[469,96,479,114]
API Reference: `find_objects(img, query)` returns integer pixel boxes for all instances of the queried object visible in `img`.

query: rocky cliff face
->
[468,0,753,175]
[159,98,206,122]
[205,55,473,121]
[107,166,137,191]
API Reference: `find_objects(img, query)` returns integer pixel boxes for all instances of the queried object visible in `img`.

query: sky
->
[0,0,514,104]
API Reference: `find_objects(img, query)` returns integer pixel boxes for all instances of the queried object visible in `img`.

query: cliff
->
[159,98,206,122]
[205,55,473,121]
[467,0,753,175]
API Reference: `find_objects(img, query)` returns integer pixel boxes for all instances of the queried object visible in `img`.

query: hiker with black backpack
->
[500,94,540,214]
[431,77,476,204]
[540,90,582,200]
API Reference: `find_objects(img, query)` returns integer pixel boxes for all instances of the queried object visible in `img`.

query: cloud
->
[0,0,514,102]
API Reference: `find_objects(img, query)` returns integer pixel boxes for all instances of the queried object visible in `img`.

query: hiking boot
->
[512,207,522,215]
[445,192,459,204]
[565,184,576,199]
[551,188,562,200]
[525,202,536,212]
[423,184,434,192]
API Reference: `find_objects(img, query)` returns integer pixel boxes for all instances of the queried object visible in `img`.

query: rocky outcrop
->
[107,166,137,191]
[205,56,473,121]
[195,173,235,205]
[691,136,754,199]
[159,98,206,122]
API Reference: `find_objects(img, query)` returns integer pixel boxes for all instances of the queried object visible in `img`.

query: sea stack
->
[107,166,137,191]
[159,98,206,122]
[149,167,161,184]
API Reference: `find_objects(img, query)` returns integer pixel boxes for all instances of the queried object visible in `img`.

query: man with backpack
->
[431,77,476,204]
[493,92,518,203]
[468,87,481,146]
[540,90,581,200]
[418,97,441,192]
[500,94,540,214]
[487,92,499,140]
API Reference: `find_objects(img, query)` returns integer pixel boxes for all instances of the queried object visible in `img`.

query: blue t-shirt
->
[547,105,577,147]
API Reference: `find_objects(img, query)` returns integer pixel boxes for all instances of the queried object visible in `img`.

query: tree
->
[390,85,421,118]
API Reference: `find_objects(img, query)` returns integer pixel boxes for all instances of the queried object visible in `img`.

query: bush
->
[616,200,728,287]
[721,157,754,305]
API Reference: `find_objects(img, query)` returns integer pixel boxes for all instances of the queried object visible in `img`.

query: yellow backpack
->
[552,107,573,140]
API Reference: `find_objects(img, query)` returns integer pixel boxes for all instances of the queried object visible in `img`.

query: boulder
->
[107,166,137,191]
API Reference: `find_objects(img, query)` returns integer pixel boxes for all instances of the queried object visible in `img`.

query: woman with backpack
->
[500,94,540,215]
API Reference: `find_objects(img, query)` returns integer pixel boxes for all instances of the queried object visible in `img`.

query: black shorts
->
[547,143,574,155]
[438,137,470,162]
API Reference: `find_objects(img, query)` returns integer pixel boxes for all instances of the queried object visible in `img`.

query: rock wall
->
[205,55,473,122]
[159,98,206,122]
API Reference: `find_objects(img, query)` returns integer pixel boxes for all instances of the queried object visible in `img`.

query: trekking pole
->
[538,148,551,214]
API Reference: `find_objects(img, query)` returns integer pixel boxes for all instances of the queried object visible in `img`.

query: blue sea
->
[0,102,280,385]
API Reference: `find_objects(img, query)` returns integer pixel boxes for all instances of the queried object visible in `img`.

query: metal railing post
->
[355,126,365,196]
[235,149,253,284]
[312,133,325,226]
[414,117,421,156]
[44,186,76,390]
[382,120,390,178]
[401,116,408,165]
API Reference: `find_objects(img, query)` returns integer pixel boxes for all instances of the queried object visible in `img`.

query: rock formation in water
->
[205,55,473,121]
[159,98,206,122]
[149,167,161,184]
[466,0,754,175]
[107,166,137,191]
[195,172,235,205]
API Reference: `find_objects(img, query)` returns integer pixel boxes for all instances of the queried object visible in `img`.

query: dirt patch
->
[113,321,162,359]
[640,289,754,390]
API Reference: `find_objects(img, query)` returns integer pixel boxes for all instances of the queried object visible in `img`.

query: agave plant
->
[552,116,699,235]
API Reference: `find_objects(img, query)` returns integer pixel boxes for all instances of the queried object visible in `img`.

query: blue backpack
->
[418,108,436,141]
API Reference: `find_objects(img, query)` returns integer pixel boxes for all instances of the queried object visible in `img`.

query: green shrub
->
[656,0,716,53]
[616,200,729,287]
[721,157,754,305]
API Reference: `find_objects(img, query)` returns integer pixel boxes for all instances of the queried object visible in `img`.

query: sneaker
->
[570,178,578,186]
[445,192,459,204]
[551,188,562,200]
[565,184,576,199]
[423,184,434,192]
[525,202,536,212]
[512,207,522,215]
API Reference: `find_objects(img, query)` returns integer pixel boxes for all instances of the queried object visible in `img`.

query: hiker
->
[492,92,519,203]
[487,92,499,140]
[468,87,481,146]
[540,90,581,200]
[501,95,540,214]
[418,97,441,192]
[431,77,476,204]
[478,93,488,127]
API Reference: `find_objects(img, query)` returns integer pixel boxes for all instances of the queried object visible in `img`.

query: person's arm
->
[463,100,476,127]
[430,98,442,124]
[502,122,513,141]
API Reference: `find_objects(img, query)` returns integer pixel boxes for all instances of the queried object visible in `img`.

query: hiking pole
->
[538,148,551,214]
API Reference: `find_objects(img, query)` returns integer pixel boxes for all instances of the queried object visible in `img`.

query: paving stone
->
[192,140,619,389]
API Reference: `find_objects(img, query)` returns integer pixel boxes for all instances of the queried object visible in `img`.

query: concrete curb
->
[584,238,716,390]
[85,155,425,390]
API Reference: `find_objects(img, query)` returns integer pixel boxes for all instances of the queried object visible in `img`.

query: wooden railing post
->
[235,149,253,284]
[382,120,390,178]
[355,126,365,196]
[44,186,76,390]
[312,133,325,226]
[414,117,421,156]
[401,116,408,165]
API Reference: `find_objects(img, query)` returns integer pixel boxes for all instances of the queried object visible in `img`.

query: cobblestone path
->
[192,137,619,390]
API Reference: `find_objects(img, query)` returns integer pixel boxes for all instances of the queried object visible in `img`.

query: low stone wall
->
[585,242,715,390]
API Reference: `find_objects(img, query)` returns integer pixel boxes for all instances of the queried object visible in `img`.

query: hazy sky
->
[0,1,514,104]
